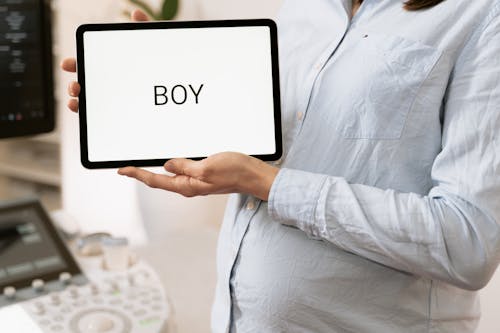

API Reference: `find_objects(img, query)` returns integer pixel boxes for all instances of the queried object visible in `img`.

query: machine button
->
[90,284,99,295]
[91,297,104,304]
[68,287,79,298]
[71,308,131,333]
[39,319,50,326]
[73,300,87,307]
[31,279,45,292]
[127,274,135,286]
[105,281,119,293]
[59,272,72,284]
[133,309,146,317]
[139,316,161,326]
[50,293,61,306]
[85,315,114,332]
[53,315,64,321]
[32,302,45,315]
[61,306,71,313]
[3,286,16,299]
[50,324,63,331]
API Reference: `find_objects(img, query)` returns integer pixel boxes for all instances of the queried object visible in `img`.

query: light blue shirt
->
[212,0,500,332]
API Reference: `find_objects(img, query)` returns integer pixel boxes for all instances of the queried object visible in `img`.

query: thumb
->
[131,9,150,22]
[164,159,203,177]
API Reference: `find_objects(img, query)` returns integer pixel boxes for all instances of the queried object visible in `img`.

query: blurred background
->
[0,0,497,332]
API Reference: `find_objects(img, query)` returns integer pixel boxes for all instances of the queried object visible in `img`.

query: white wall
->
[57,0,148,244]
[55,0,499,331]
[478,268,500,332]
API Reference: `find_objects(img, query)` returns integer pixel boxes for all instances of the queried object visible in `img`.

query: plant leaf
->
[128,0,157,20]
[161,0,179,20]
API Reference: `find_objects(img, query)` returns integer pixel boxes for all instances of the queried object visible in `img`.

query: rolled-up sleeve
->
[268,9,500,291]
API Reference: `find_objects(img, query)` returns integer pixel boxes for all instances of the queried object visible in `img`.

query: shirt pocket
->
[338,33,442,140]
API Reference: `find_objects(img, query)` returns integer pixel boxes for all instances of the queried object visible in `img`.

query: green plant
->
[124,0,179,20]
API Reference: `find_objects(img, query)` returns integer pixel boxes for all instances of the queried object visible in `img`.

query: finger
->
[68,81,80,97]
[119,167,215,197]
[67,99,79,112]
[131,9,149,22]
[119,167,176,190]
[61,58,76,72]
[164,159,205,178]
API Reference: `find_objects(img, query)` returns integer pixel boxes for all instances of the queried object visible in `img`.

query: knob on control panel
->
[71,308,131,333]
[85,314,115,332]
[90,284,99,295]
[50,293,61,306]
[59,272,72,284]
[3,286,16,299]
[68,287,79,299]
[33,301,45,315]
[32,279,45,292]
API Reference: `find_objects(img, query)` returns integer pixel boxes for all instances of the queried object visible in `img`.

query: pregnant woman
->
[62,0,500,332]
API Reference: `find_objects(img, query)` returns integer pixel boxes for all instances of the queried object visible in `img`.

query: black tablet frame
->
[0,199,82,290]
[76,19,282,169]
[0,0,55,139]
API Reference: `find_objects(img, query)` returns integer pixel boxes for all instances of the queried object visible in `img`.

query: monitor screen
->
[0,0,54,138]
[0,200,80,290]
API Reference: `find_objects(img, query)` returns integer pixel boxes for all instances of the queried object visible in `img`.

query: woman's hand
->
[119,153,279,201]
[60,9,150,111]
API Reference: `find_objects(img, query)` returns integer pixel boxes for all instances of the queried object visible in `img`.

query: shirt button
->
[246,200,256,210]
[297,111,304,121]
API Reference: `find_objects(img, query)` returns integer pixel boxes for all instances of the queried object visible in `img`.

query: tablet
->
[76,20,282,169]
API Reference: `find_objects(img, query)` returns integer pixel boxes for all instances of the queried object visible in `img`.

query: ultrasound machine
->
[0,199,173,333]
[0,1,173,332]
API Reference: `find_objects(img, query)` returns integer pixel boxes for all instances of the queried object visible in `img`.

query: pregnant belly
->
[230,209,430,333]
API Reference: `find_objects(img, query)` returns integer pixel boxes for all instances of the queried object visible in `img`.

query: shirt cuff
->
[268,168,328,235]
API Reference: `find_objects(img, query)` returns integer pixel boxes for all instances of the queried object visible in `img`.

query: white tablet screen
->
[80,23,280,167]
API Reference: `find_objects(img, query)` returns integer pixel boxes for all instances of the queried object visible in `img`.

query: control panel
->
[19,262,171,333]
[0,199,173,333]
